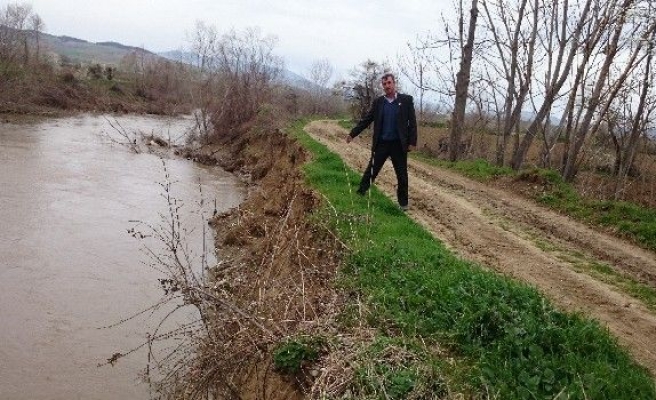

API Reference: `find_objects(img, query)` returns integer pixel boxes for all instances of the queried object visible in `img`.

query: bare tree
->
[561,0,654,180]
[449,0,479,162]
[509,0,596,170]
[481,0,539,166]
[399,36,434,121]
[9,3,31,64]
[391,0,656,184]
[306,58,334,114]
[185,23,282,142]
[212,27,282,132]
[29,13,44,63]
[308,58,333,89]
[187,20,220,141]
[613,13,656,198]
[0,3,34,69]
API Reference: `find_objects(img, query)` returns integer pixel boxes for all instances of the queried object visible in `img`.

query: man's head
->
[381,73,396,97]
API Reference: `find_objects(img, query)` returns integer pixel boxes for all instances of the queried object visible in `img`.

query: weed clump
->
[273,336,323,375]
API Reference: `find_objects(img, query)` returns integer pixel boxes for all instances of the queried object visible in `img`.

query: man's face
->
[382,77,396,97]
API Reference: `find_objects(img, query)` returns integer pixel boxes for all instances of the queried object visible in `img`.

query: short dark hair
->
[381,73,396,82]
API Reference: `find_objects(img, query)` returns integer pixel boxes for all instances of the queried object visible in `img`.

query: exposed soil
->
[304,120,656,377]
[171,117,345,399]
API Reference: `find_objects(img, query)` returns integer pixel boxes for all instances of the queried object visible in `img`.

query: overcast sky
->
[22,0,451,81]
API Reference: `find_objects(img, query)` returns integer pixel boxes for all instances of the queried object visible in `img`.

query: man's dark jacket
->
[349,93,418,151]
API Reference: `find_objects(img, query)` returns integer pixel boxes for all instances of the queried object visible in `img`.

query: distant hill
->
[40,33,316,89]
[42,33,158,65]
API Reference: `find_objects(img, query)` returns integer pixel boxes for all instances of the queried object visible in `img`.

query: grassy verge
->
[550,245,656,312]
[290,119,655,399]
[574,259,656,310]
[411,152,515,181]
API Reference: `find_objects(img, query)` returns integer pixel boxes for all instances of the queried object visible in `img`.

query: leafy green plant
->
[273,336,323,374]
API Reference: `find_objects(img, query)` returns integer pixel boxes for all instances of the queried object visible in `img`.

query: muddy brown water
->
[0,115,244,400]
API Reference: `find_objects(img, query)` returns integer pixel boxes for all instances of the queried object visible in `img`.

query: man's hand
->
[346,135,353,144]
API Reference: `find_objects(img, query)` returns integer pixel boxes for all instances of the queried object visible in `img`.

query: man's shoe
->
[400,204,408,211]
[356,189,366,196]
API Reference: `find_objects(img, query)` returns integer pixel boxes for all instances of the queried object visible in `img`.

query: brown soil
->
[304,120,656,377]
[173,116,345,399]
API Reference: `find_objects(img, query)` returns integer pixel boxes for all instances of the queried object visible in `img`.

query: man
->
[346,73,418,211]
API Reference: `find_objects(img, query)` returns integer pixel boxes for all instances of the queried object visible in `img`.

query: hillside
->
[41,33,158,65]
[39,33,315,89]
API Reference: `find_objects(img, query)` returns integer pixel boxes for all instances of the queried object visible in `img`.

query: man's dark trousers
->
[357,139,408,207]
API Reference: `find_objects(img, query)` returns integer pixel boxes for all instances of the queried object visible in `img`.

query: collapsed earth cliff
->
[172,115,344,399]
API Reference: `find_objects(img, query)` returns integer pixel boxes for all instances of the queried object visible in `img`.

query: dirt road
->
[305,120,656,376]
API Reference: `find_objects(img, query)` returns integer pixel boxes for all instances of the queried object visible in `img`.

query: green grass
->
[351,337,451,399]
[273,335,324,374]
[497,211,656,313]
[584,261,656,310]
[516,224,656,313]
[289,119,656,399]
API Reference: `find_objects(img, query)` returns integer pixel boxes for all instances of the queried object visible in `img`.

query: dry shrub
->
[36,85,81,109]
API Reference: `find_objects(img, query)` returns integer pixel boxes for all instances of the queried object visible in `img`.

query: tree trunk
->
[449,0,479,162]
[615,25,655,199]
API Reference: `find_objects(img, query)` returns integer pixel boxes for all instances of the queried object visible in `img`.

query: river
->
[0,114,245,400]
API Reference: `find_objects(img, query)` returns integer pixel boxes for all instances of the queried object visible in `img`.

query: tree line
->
[404,0,656,190]
[344,0,656,196]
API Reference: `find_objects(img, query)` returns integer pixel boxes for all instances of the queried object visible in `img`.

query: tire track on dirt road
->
[305,120,656,376]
